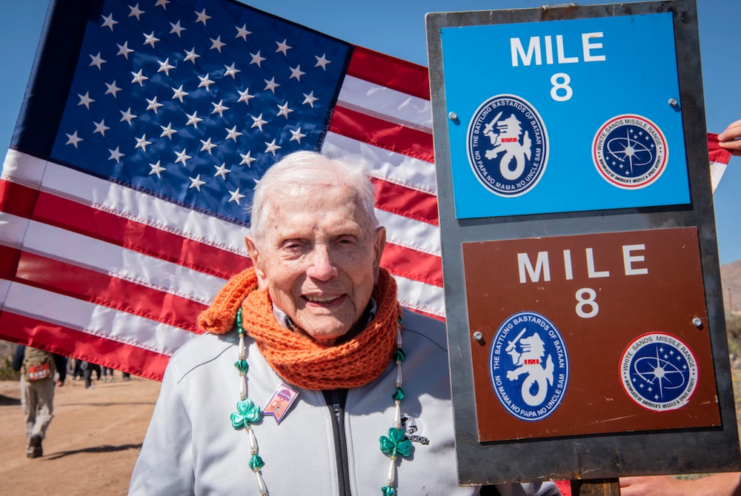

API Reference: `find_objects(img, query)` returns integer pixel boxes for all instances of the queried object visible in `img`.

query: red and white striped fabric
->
[708,133,734,192]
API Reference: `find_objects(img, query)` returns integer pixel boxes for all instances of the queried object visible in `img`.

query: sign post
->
[426,0,741,489]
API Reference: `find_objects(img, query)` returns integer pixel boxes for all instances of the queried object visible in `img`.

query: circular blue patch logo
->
[620,333,698,412]
[467,95,549,197]
[592,115,668,189]
[489,311,568,421]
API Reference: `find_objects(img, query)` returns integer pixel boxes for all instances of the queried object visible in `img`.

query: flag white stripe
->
[710,161,728,193]
[22,220,225,305]
[0,279,11,310]
[2,281,196,355]
[375,208,441,257]
[1,149,46,188]
[393,274,445,317]
[337,75,432,131]
[0,211,28,248]
[322,132,437,195]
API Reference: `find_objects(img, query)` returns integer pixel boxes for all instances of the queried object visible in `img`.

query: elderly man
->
[129,151,558,496]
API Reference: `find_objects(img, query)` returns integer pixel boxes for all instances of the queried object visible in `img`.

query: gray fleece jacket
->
[129,308,560,496]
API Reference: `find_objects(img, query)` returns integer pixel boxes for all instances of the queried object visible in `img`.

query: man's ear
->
[245,236,268,290]
[372,226,387,284]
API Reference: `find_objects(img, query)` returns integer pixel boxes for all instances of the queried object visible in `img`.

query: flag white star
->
[184,48,200,64]
[228,188,245,204]
[290,127,306,144]
[186,112,203,128]
[65,131,83,148]
[89,52,106,70]
[149,161,165,178]
[200,138,216,154]
[289,65,305,81]
[155,0,170,9]
[101,13,118,30]
[131,69,148,86]
[265,139,281,155]
[93,120,110,137]
[253,178,260,189]
[237,88,255,105]
[198,74,214,90]
[160,123,177,140]
[251,114,267,131]
[240,151,256,167]
[315,54,331,70]
[225,126,242,142]
[172,85,188,102]
[189,175,206,191]
[224,63,240,79]
[129,4,145,20]
[169,20,185,37]
[195,8,211,25]
[302,91,318,108]
[277,102,293,119]
[250,51,265,67]
[275,39,292,55]
[235,24,251,41]
[135,134,152,151]
[210,36,226,53]
[175,148,191,165]
[77,92,95,109]
[157,58,175,76]
[211,100,229,116]
[120,108,137,125]
[108,147,125,163]
[264,77,280,94]
[117,42,134,59]
[105,81,121,98]
[143,32,160,48]
[146,96,163,114]
[214,163,231,179]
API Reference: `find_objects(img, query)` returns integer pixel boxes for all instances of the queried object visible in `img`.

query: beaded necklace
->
[229,307,410,496]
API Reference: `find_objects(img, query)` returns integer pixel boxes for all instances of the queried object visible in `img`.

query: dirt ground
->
[0,375,160,496]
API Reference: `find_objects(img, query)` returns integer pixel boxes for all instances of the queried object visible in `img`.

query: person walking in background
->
[81,361,101,389]
[102,366,114,383]
[11,345,66,458]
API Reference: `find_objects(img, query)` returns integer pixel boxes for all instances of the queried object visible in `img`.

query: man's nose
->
[306,245,338,281]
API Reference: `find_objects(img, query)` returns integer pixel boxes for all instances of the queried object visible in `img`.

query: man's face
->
[246,184,385,345]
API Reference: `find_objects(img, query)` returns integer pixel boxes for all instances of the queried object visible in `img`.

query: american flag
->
[0,0,728,381]
[0,0,439,380]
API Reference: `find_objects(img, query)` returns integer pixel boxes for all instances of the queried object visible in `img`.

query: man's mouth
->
[302,294,346,307]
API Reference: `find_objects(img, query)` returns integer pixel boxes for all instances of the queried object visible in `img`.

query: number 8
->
[575,288,599,318]
[550,73,573,102]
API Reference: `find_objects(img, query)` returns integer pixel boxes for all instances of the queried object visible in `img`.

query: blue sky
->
[1,0,739,264]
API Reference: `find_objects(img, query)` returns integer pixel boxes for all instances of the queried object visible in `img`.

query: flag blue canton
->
[50,0,350,224]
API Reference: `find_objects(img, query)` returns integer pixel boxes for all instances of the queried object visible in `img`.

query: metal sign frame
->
[426,0,741,485]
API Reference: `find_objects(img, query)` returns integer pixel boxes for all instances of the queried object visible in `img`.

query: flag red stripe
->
[407,307,445,322]
[381,242,443,288]
[32,191,251,280]
[0,310,170,380]
[15,251,206,334]
[0,245,21,280]
[348,46,430,101]
[371,177,439,226]
[329,105,434,163]
[0,179,38,218]
[707,133,733,164]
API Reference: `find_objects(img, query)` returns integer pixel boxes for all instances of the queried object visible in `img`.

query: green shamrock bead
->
[234,359,249,374]
[392,387,405,401]
[397,316,403,326]
[230,398,262,429]
[394,349,406,363]
[379,427,412,458]
[249,453,265,471]
[236,307,244,334]
[382,486,396,496]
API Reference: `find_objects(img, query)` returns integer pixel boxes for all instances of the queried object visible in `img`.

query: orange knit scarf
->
[198,268,402,390]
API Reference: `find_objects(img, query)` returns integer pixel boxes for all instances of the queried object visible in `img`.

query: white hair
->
[249,151,378,245]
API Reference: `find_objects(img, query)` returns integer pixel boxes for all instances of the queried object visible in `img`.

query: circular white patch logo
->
[592,115,668,189]
[620,333,698,412]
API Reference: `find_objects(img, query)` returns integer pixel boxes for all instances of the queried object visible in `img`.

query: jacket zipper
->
[323,389,351,496]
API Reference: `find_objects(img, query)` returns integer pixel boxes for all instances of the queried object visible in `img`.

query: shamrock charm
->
[230,398,262,430]
[234,359,249,374]
[379,427,412,458]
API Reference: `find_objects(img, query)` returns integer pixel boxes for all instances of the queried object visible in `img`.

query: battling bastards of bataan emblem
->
[489,312,568,421]
[467,95,549,197]
[592,114,669,189]
[620,333,698,412]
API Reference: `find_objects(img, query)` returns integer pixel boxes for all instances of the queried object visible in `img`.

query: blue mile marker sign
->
[442,13,690,219]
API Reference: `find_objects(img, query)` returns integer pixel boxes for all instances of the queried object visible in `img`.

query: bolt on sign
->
[426,0,741,486]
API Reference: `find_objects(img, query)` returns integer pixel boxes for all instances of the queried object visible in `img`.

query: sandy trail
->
[0,375,160,496]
